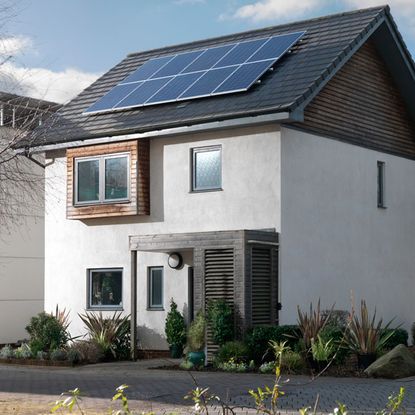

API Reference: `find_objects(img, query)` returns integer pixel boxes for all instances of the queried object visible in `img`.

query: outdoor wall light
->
[168,252,183,269]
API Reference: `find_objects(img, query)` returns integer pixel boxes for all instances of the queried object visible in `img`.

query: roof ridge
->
[288,6,387,111]
[127,5,388,58]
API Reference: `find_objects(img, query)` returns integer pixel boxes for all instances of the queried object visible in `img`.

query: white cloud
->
[0,35,100,104]
[0,36,33,57]
[0,62,101,104]
[226,0,324,22]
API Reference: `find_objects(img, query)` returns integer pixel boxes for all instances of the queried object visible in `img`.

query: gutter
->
[16,111,301,154]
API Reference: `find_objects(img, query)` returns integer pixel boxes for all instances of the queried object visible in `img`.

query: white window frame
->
[148,266,164,310]
[87,268,123,311]
[191,145,222,192]
[74,152,130,206]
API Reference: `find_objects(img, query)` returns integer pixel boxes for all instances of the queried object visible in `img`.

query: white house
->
[19,6,415,355]
[0,93,58,344]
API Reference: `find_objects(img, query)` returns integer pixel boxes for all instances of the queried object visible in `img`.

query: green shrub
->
[215,341,248,365]
[179,360,194,370]
[281,350,305,372]
[26,312,69,354]
[245,325,301,363]
[311,336,335,362]
[259,361,275,373]
[165,299,187,347]
[412,323,415,345]
[206,299,234,346]
[381,328,408,349]
[0,345,14,359]
[187,311,206,352]
[37,351,48,360]
[14,343,32,359]
[319,325,349,363]
[218,358,254,372]
[66,348,82,365]
[50,349,67,361]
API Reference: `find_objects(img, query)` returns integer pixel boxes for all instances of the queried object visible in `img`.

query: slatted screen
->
[204,248,234,360]
[251,247,272,325]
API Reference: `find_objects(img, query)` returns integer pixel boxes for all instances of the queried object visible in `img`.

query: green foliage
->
[26,312,69,354]
[319,325,349,363]
[206,299,234,346]
[14,343,32,359]
[344,300,396,355]
[0,345,14,359]
[310,335,335,362]
[297,300,333,351]
[381,328,408,349]
[112,384,131,415]
[50,349,68,361]
[245,325,301,363]
[179,359,194,370]
[215,341,248,365]
[375,387,406,415]
[281,350,305,372]
[165,299,187,347]
[51,387,83,414]
[187,311,206,352]
[217,358,254,372]
[79,311,130,360]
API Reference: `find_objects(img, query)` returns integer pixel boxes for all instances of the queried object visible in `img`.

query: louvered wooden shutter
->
[251,247,272,325]
[204,248,234,360]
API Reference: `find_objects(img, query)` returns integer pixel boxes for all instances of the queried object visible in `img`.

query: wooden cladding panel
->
[297,40,415,159]
[251,247,272,326]
[66,139,150,220]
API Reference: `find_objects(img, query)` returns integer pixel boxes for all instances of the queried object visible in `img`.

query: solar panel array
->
[84,31,305,114]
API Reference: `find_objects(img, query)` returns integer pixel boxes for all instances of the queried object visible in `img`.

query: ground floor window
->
[88,268,123,310]
[148,267,163,310]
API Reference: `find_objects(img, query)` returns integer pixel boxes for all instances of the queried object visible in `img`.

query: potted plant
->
[165,299,186,358]
[344,300,396,369]
[187,311,206,366]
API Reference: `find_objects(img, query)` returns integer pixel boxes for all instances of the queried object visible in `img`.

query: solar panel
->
[84,31,305,114]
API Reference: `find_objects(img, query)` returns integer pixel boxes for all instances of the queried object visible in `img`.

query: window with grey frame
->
[87,268,123,310]
[191,145,222,191]
[148,267,163,309]
[377,161,386,208]
[75,153,130,205]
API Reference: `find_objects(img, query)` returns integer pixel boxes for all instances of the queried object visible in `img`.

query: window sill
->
[74,199,131,208]
[147,307,164,311]
[86,307,124,312]
[377,205,387,209]
[189,188,223,194]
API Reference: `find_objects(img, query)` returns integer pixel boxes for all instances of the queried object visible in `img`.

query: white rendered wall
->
[44,125,281,348]
[280,127,415,332]
[0,155,44,344]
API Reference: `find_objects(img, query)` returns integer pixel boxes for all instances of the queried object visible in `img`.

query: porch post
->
[130,250,138,360]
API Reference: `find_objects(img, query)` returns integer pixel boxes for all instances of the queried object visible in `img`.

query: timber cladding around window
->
[66,139,150,219]
[292,40,415,159]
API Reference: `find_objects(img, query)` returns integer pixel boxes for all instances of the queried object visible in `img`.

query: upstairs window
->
[377,161,386,208]
[75,153,129,205]
[191,145,222,191]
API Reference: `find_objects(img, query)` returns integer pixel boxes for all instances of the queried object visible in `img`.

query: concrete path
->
[0,359,413,414]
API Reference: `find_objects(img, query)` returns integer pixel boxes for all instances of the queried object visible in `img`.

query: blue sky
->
[1,0,414,103]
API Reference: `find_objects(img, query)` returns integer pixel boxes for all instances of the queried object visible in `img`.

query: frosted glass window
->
[192,146,221,191]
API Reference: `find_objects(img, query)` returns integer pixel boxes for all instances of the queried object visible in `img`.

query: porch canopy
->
[129,229,279,360]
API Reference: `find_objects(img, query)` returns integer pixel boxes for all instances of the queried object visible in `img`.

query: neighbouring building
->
[0,92,59,344]
[18,6,415,356]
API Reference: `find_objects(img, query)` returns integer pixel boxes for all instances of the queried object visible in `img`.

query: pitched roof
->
[28,5,413,148]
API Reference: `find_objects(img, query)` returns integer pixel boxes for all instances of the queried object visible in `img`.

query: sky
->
[0,0,414,104]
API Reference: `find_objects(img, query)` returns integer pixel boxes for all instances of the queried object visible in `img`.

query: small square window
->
[148,267,163,309]
[75,153,130,205]
[191,146,222,191]
[88,268,123,310]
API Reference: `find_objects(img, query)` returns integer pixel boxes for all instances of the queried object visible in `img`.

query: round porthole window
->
[168,252,183,269]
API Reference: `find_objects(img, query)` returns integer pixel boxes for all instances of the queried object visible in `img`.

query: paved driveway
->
[0,359,413,414]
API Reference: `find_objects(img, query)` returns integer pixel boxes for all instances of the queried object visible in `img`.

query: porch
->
[129,229,279,359]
